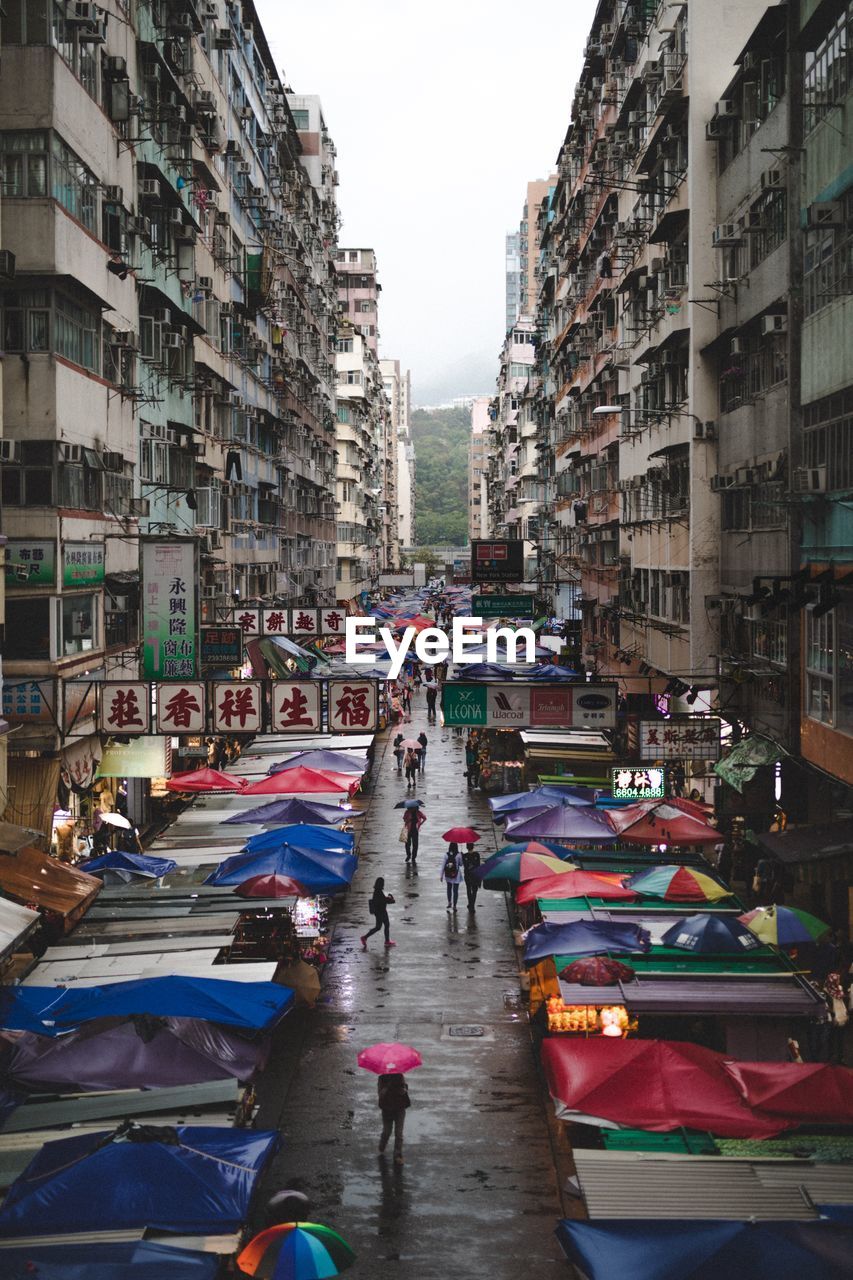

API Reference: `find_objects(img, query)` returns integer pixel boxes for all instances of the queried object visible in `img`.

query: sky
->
[255,0,596,405]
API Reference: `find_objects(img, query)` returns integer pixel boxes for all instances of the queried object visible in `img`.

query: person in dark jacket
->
[377,1071,410,1164]
[416,731,428,770]
[361,877,395,949]
[403,804,425,862]
[392,732,404,774]
[462,842,481,913]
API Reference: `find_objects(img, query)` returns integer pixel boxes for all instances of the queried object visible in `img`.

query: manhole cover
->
[447,1025,485,1038]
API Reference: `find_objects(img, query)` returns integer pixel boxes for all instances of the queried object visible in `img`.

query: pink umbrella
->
[234,874,309,898]
[442,827,481,843]
[357,1042,423,1075]
[165,767,246,793]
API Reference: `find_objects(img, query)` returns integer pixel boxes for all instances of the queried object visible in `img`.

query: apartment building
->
[0,0,338,828]
[336,246,379,353]
[380,357,411,565]
[505,232,521,332]
[396,367,415,549]
[486,316,537,556]
[0,168,8,804]
[468,395,491,543]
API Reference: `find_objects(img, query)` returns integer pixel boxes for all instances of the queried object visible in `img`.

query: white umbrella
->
[100,812,132,830]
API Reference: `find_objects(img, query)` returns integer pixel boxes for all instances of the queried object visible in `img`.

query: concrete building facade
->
[468,395,491,544]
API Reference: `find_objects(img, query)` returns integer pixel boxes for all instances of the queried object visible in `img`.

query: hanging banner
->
[63,542,105,588]
[320,607,347,636]
[233,608,262,636]
[442,683,617,729]
[156,682,207,734]
[2,679,58,725]
[98,737,169,779]
[328,680,379,733]
[262,608,290,637]
[211,680,263,733]
[639,718,721,762]
[475,593,535,618]
[141,540,198,679]
[99,683,151,736]
[5,539,56,588]
[290,607,319,638]
[270,680,322,733]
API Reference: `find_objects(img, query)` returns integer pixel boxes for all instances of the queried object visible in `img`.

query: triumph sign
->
[442,683,617,729]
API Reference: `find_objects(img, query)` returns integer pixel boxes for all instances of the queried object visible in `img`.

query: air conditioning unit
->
[111,330,138,349]
[202,1,218,17]
[151,308,171,324]
[163,332,184,349]
[129,497,150,517]
[130,216,151,238]
[203,585,219,598]
[716,99,737,117]
[197,275,213,291]
[642,59,662,79]
[762,314,787,335]
[103,451,123,471]
[239,106,253,121]
[237,160,252,174]
[730,337,745,356]
[807,201,841,227]
[139,179,160,200]
[792,466,827,494]
[169,207,185,226]
[695,420,716,441]
[660,350,679,367]
[0,440,19,463]
[60,444,83,463]
[713,222,743,246]
[710,474,734,492]
[735,466,756,486]
[628,110,645,125]
[104,184,123,204]
[649,256,664,274]
[69,2,97,23]
[194,90,217,114]
[761,168,782,190]
[105,56,127,79]
[215,28,234,48]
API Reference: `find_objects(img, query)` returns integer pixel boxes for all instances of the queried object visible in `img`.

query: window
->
[803,386,853,492]
[748,189,787,268]
[50,134,98,231]
[806,606,835,724]
[0,288,50,353]
[752,618,787,666]
[55,293,99,372]
[509,362,530,379]
[337,404,351,423]
[4,599,51,660]
[60,592,98,656]
[291,109,309,129]
[1,130,48,196]
[1,439,55,506]
[5,3,102,101]
[804,3,853,135]
[337,338,353,352]
[344,370,362,385]
[803,189,853,318]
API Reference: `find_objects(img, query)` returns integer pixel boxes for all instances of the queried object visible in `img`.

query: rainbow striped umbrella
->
[478,850,576,889]
[238,1222,355,1279]
[738,905,830,947]
[623,865,730,902]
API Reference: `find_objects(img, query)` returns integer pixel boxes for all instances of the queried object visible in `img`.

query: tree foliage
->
[411,407,470,547]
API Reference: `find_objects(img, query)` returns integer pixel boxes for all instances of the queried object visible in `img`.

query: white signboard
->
[156,682,207,735]
[328,680,379,733]
[639,718,721,761]
[270,681,322,733]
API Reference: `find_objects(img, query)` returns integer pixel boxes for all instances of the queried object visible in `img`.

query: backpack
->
[444,853,458,879]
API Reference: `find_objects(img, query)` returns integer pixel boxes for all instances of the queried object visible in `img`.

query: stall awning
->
[757,822,853,866]
[0,847,101,924]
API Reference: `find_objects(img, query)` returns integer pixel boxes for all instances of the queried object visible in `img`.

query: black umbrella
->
[394,798,424,809]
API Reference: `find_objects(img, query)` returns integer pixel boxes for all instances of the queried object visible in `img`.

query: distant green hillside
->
[411,406,471,547]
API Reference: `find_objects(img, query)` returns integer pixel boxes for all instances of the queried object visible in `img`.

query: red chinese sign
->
[270,681,321,733]
[211,680,263,733]
[290,608,318,637]
[639,718,721,762]
[156,682,206,734]
[100,683,150,735]
[262,608,289,635]
[328,681,378,733]
[320,607,346,635]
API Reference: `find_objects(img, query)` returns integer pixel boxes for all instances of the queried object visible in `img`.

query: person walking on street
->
[403,747,418,788]
[425,681,438,720]
[361,877,396,949]
[417,731,428,771]
[462,842,481,913]
[392,732,404,775]
[465,734,480,788]
[442,842,463,911]
[377,1071,410,1165]
[403,803,425,862]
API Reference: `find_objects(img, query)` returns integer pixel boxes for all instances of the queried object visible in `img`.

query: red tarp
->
[541,1038,795,1138]
[241,767,360,797]
[724,1061,853,1122]
[515,870,639,906]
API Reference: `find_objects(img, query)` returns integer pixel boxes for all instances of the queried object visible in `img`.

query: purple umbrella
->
[0,1017,266,1091]
[490,786,597,817]
[505,805,618,842]
[268,750,366,776]
[222,798,359,827]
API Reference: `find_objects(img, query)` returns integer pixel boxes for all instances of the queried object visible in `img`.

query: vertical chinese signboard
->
[141,540,198,679]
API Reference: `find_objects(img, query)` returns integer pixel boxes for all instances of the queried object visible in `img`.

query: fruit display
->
[546,996,637,1037]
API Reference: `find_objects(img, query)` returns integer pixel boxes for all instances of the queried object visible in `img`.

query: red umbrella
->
[516,870,639,906]
[241,767,360,796]
[559,956,637,986]
[608,801,720,846]
[165,767,246,794]
[357,1042,423,1074]
[234,874,309,898]
[442,827,481,843]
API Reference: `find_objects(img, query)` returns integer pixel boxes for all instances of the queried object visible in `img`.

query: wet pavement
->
[255,696,566,1277]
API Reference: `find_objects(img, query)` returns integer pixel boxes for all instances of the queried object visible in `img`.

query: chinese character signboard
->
[320,607,347,636]
[4,540,56,588]
[233,608,261,636]
[229,607,350,637]
[328,681,378,733]
[270,681,321,733]
[2,679,57,724]
[63,542,105,588]
[100,683,150,736]
[290,608,318,638]
[200,626,242,670]
[156,683,206,734]
[262,608,289,636]
[442,683,616,729]
[470,540,524,584]
[212,680,263,733]
[611,768,666,800]
[475,593,535,618]
[141,541,198,679]
[639,718,721,762]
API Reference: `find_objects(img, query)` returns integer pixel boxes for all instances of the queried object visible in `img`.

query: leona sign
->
[442,683,617,729]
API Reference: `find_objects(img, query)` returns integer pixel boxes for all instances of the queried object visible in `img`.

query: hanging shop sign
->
[141,539,199,679]
[442,683,617,729]
[2,679,57,725]
[611,767,666,800]
[229,607,350,637]
[97,736,170,780]
[475,593,535,618]
[85,680,379,736]
[200,625,243,670]
[471,540,525,584]
[639,718,721,762]
[4,539,56,588]
[62,542,105,588]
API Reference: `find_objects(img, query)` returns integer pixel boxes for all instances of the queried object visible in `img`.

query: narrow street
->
[255,697,565,1278]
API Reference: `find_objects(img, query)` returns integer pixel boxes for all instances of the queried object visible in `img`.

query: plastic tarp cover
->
[0,1126,280,1236]
[541,1038,794,1139]
[79,851,177,879]
[0,976,294,1036]
[1,1240,221,1280]
[723,1061,853,1122]
[555,1219,853,1280]
[504,805,618,841]
[0,1015,268,1091]
[244,824,354,853]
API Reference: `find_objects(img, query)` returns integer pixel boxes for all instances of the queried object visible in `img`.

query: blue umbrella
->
[450,662,519,679]
[243,823,354,853]
[523,920,650,964]
[80,851,176,880]
[222,799,358,827]
[205,843,357,891]
[660,913,763,954]
[491,786,598,816]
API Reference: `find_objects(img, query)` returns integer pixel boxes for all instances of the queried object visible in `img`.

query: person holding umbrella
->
[403,802,426,863]
[392,731,404,775]
[403,745,418,788]
[361,877,395,950]
[357,1041,422,1167]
